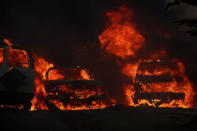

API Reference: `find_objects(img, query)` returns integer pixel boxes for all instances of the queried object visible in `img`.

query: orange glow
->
[125,59,195,108]
[122,62,140,82]
[99,5,144,58]
[3,38,13,48]
[1,5,196,111]
[0,48,3,64]
[99,5,195,108]
[80,69,92,80]
[8,49,29,68]
[58,85,104,99]
[0,104,24,110]
[2,39,29,67]
[30,56,53,111]
[48,69,64,80]
[30,56,105,111]
[49,99,106,110]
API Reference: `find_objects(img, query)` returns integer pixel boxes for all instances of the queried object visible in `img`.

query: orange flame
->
[30,56,54,111]
[124,59,195,108]
[80,69,92,80]
[99,5,195,108]
[30,56,105,111]
[48,69,64,80]
[99,5,144,58]
[0,48,3,64]
[3,38,13,48]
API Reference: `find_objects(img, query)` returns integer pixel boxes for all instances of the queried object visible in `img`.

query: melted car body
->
[133,60,186,107]
[44,67,105,110]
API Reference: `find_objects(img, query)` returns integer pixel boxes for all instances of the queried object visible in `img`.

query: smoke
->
[165,0,197,18]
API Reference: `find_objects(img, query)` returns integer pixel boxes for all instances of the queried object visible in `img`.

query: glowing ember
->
[80,69,93,80]
[0,48,3,63]
[3,38,13,48]
[49,99,106,110]
[0,105,24,110]
[48,69,64,80]
[8,49,29,68]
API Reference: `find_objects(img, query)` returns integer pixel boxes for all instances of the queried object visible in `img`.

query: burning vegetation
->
[0,5,196,111]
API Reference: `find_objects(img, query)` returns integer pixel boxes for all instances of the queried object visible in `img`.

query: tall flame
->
[30,56,54,111]
[99,5,144,58]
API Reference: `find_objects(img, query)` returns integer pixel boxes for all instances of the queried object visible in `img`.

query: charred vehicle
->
[44,67,105,110]
[0,44,34,110]
[132,60,186,107]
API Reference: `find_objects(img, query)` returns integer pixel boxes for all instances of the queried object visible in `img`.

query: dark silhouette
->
[166,0,197,36]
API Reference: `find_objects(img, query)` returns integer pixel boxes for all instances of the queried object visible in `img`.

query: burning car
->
[132,60,188,107]
[0,41,34,110]
[44,66,106,110]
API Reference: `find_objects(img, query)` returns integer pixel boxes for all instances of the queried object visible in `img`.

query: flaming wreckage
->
[44,67,106,110]
[0,41,106,110]
[0,43,34,110]
[0,40,194,110]
[133,60,188,107]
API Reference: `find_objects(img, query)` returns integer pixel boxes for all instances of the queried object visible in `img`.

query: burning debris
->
[132,59,194,108]
[44,67,107,110]
[0,5,196,111]
[98,5,195,108]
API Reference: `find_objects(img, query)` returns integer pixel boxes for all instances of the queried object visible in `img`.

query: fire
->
[0,48,3,63]
[99,5,144,58]
[1,38,29,68]
[48,69,64,80]
[80,69,92,80]
[30,56,103,111]
[49,99,106,110]
[1,5,196,111]
[122,62,140,83]
[99,5,195,108]
[0,105,24,110]
[8,49,29,68]
[4,38,13,48]
[124,59,195,108]
[30,56,54,111]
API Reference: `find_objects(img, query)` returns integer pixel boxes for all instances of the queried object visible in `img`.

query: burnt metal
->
[44,67,104,110]
[0,68,26,90]
[135,92,185,101]
[132,60,186,106]
[0,44,34,110]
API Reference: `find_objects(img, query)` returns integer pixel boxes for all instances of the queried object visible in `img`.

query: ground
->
[0,106,197,131]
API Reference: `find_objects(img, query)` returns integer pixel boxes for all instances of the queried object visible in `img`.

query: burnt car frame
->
[132,60,186,107]
[44,66,105,110]
[0,45,34,110]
